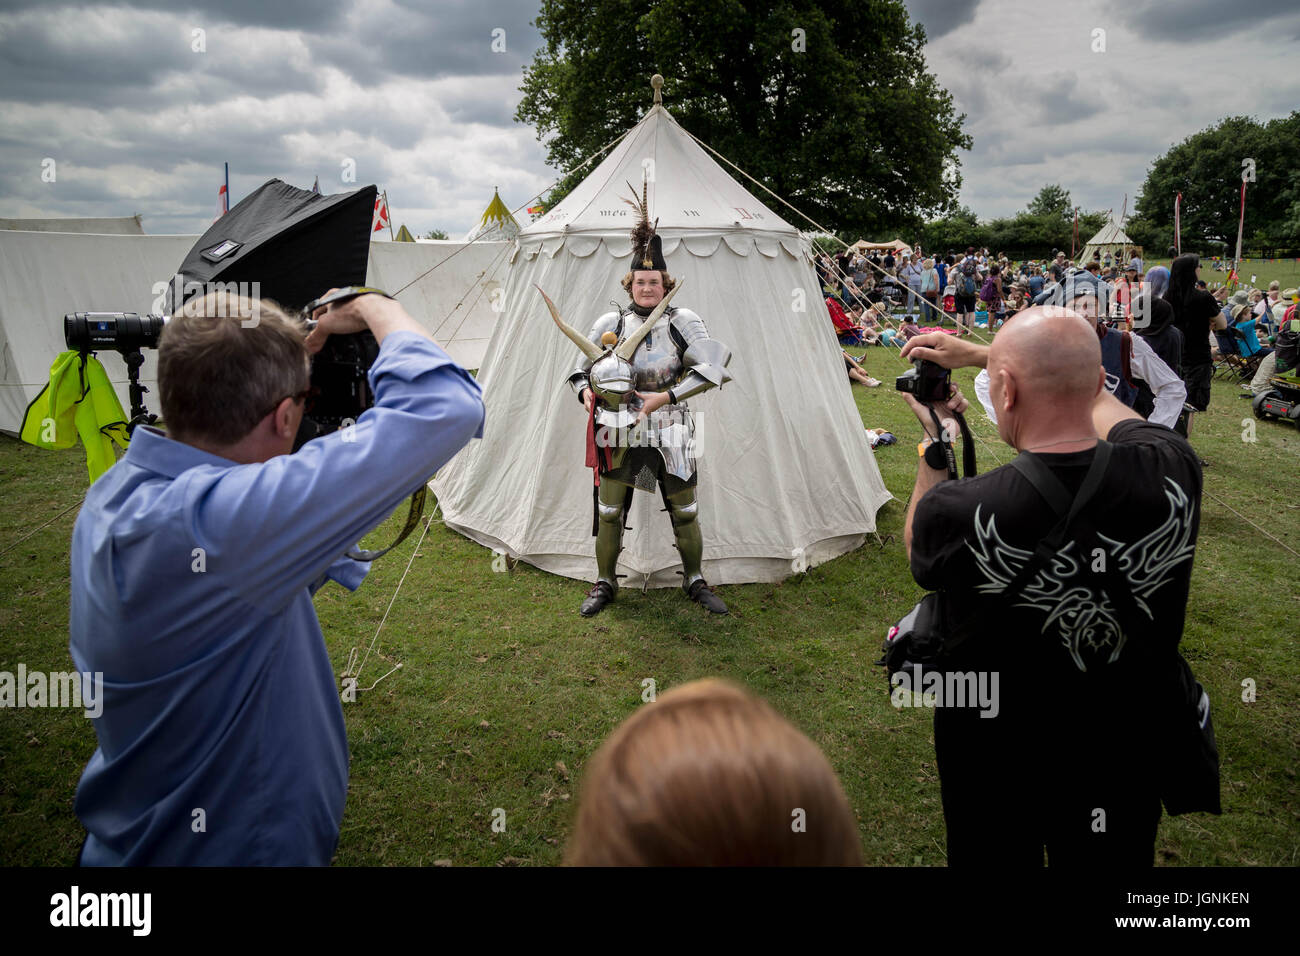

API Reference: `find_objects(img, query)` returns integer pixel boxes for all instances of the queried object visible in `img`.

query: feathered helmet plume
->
[623,172,666,271]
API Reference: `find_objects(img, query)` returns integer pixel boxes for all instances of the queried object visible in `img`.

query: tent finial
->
[651,74,663,105]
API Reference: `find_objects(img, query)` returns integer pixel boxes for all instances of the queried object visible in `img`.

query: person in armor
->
[537,182,733,616]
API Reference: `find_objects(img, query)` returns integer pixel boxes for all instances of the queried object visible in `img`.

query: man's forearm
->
[364,298,434,346]
[904,457,949,561]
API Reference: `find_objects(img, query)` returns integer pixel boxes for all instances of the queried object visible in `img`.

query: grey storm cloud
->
[2,0,1298,234]
[1104,0,1300,43]
[903,0,981,39]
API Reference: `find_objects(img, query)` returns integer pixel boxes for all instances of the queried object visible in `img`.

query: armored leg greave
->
[665,484,704,589]
[595,480,626,592]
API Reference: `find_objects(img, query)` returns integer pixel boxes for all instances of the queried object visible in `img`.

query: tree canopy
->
[515,0,971,236]
[1130,112,1300,253]
[915,185,1105,259]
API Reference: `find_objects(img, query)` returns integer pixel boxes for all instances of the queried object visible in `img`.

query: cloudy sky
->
[1,0,1297,237]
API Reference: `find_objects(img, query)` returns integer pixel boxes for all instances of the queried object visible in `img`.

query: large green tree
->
[1026,183,1072,221]
[516,0,971,236]
[1133,112,1300,253]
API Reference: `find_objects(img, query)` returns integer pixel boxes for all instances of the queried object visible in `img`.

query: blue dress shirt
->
[70,332,484,865]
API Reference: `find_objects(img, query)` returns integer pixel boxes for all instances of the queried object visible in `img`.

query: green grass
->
[1,351,1296,867]
[1140,257,1300,294]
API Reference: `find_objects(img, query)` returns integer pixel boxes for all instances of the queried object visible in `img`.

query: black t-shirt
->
[1169,288,1221,367]
[909,420,1202,789]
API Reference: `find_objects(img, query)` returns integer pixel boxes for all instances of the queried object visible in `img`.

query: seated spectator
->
[827,295,868,345]
[899,313,923,342]
[843,350,882,386]
[565,679,863,866]
[1232,304,1271,360]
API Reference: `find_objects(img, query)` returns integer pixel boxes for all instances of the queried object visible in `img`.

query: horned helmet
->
[537,174,681,409]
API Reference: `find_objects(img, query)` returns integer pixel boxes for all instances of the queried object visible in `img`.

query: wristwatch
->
[918,436,949,471]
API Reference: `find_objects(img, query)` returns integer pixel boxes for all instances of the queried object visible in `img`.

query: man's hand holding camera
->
[304,288,429,354]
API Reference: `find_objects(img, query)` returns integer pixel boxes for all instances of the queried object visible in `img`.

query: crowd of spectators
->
[818,242,1299,435]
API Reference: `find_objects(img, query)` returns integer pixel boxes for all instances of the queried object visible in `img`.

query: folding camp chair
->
[1213,330,1250,380]
[1231,327,1265,380]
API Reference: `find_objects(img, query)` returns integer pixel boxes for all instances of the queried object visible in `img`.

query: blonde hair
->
[159,291,308,444]
[566,679,861,866]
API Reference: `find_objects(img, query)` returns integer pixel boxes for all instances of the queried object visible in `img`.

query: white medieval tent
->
[1079,218,1137,265]
[0,213,508,435]
[463,188,521,242]
[432,79,893,588]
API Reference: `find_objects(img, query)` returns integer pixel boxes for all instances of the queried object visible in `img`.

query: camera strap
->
[301,286,394,319]
[346,485,427,562]
[926,406,978,479]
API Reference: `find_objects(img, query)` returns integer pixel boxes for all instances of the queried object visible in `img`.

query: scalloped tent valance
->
[510,233,810,263]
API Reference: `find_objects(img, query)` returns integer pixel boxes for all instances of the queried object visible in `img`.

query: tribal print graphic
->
[968,478,1196,672]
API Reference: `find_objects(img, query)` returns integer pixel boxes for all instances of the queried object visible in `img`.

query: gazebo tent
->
[432,86,892,588]
[850,238,912,255]
[463,188,521,242]
[1079,219,1136,265]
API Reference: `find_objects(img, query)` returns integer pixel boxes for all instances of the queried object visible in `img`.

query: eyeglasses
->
[259,386,317,421]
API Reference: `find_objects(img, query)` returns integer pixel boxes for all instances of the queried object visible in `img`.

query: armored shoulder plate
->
[669,307,709,345]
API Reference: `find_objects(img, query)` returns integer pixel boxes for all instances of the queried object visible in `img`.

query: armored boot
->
[667,485,727,615]
[581,481,625,617]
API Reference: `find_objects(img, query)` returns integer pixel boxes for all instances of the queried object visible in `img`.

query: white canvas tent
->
[0,229,509,436]
[1079,218,1136,265]
[432,93,892,588]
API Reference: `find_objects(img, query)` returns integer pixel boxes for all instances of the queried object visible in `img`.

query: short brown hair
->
[619,270,677,296]
[158,291,309,444]
[565,679,862,866]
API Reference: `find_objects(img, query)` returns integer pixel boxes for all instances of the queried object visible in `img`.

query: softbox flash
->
[166,179,377,314]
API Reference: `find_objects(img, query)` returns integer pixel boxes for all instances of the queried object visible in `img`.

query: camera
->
[895,358,951,403]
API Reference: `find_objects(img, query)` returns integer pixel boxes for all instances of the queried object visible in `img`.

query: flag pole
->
[385,190,394,241]
[224,162,230,211]
[1174,192,1181,256]
[1234,181,1246,267]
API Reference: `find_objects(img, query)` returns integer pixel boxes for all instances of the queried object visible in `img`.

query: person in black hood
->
[1163,254,1223,412]
[1131,293,1183,421]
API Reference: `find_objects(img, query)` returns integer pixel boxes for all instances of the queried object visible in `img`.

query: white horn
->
[536,285,603,361]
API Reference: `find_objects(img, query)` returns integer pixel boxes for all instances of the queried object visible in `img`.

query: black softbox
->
[166,179,381,447]
[167,179,377,314]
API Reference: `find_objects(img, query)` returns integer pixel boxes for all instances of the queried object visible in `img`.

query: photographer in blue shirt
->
[70,290,484,865]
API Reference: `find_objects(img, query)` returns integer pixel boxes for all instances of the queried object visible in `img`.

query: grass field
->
[1132,257,1300,295]
[1,342,1297,867]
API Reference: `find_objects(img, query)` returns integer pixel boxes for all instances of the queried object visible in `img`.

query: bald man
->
[896,308,1213,867]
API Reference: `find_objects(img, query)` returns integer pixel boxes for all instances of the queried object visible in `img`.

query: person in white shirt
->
[973,289,1186,429]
